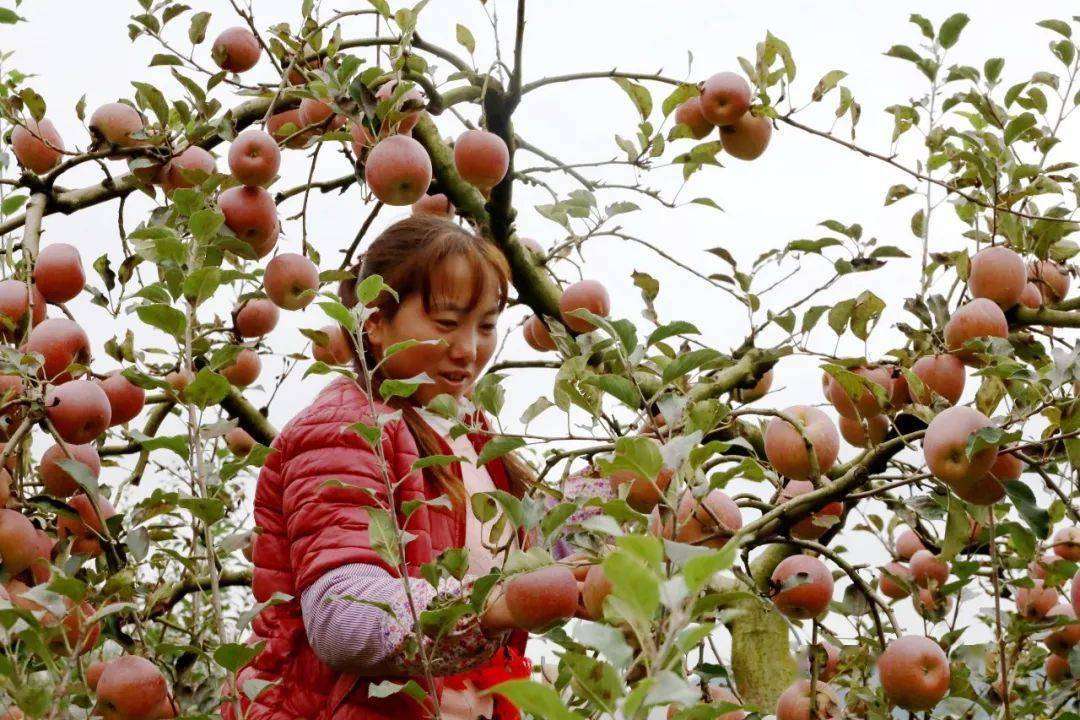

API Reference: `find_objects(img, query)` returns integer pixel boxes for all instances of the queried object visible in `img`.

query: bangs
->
[420,239,510,315]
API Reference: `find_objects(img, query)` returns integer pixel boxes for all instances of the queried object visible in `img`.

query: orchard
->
[0,2,1079,719]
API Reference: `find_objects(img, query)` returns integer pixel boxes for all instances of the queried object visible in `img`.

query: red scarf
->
[442,645,532,719]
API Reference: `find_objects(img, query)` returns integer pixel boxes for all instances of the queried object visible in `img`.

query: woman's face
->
[364,254,502,406]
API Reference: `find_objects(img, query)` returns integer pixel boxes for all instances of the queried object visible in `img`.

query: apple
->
[880,562,913,600]
[733,369,773,403]
[298,98,346,132]
[27,528,53,584]
[219,185,278,252]
[96,369,146,426]
[268,110,311,149]
[24,317,91,383]
[504,565,579,631]
[769,555,834,620]
[798,640,840,682]
[988,450,1022,485]
[969,246,1027,309]
[162,146,216,194]
[45,380,111,444]
[11,118,64,174]
[778,480,841,540]
[40,442,100,497]
[922,405,998,503]
[674,96,714,139]
[88,103,145,152]
[719,113,771,161]
[220,347,261,387]
[764,405,840,480]
[671,489,742,547]
[774,679,841,720]
[559,279,611,333]
[910,354,966,405]
[311,325,352,365]
[228,129,281,186]
[264,253,319,310]
[1073,570,1080,615]
[1044,603,1080,656]
[523,315,556,352]
[826,366,893,420]
[912,587,949,620]
[44,598,99,656]
[877,635,950,711]
[166,368,194,396]
[0,508,39,574]
[226,427,255,456]
[1016,579,1058,620]
[1018,282,1042,309]
[365,135,432,205]
[32,243,84,305]
[96,655,169,720]
[1053,526,1080,561]
[1046,653,1073,683]
[943,298,1009,363]
[453,129,510,191]
[411,193,454,218]
[909,550,949,590]
[375,80,425,134]
[838,413,889,448]
[611,464,672,513]
[0,279,46,340]
[211,27,261,73]
[699,72,751,127]
[1030,553,1065,584]
[233,298,280,337]
[582,564,612,620]
[349,121,377,156]
[1028,260,1070,304]
[57,493,114,557]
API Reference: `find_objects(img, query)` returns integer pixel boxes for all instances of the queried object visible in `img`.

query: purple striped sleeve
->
[300,563,504,676]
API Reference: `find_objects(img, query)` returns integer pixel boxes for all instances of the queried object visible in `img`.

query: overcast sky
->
[5,0,1080,656]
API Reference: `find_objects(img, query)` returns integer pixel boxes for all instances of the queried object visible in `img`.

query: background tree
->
[0,2,1077,719]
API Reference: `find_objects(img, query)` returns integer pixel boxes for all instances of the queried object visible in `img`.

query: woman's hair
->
[339,215,535,504]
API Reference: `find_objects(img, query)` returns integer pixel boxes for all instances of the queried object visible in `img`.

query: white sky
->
[4,0,1080,687]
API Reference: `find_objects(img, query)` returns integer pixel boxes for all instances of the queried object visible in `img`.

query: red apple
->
[228,129,281,186]
[226,427,255,456]
[909,550,949,590]
[24,318,90,383]
[264,253,319,310]
[770,555,833,620]
[910,354,966,405]
[163,146,216,194]
[298,98,346,132]
[96,370,146,426]
[40,443,101,497]
[56,493,115,557]
[1028,260,1071,304]
[880,562,913,600]
[219,185,278,252]
[95,655,169,720]
[89,103,145,151]
[1053,526,1080,561]
[774,679,841,720]
[523,315,556,352]
[778,480,842,540]
[45,380,112,444]
[877,635,950,711]
[826,366,893,420]
[838,413,889,448]
[1016,579,1059,620]
[559,279,611,333]
[211,27,261,73]
[311,325,352,365]
[719,113,771,160]
[699,72,751,127]
[220,347,261,387]
[268,110,311,149]
[233,298,280,337]
[764,405,840,481]
[1044,602,1080,656]
[969,246,1027,309]
[0,509,39,574]
[0,279,46,340]
[922,405,998,504]
[33,243,84,304]
[376,80,425,134]
[453,129,509,191]
[943,298,1009,363]
[11,118,64,174]
[504,565,579,631]
[674,96,714,139]
[365,135,432,206]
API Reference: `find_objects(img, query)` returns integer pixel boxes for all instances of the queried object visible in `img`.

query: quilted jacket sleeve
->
[281,404,424,594]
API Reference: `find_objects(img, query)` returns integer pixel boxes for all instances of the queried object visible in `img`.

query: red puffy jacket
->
[221,376,528,720]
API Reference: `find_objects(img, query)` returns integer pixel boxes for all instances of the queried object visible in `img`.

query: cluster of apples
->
[673,71,772,161]
[522,278,613,352]
[1019,535,1080,684]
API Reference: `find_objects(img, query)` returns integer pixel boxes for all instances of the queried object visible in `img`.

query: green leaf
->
[1005,479,1049,538]
[827,299,855,336]
[885,45,922,63]
[488,681,585,720]
[188,11,211,43]
[647,321,700,347]
[0,8,22,23]
[584,374,640,408]
[940,501,968,561]
[1037,19,1072,38]
[183,368,231,409]
[455,24,475,54]
[811,70,846,102]
[368,680,427,701]
[984,57,1005,83]
[682,542,738,593]
[476,436,526,467]
[177,496,228,525]
[1004,112,1037,145]
[318,300,356,331]
[909,13,934,39]
[1,194,28,216]
[604,550,660,620]
[356,274,392,306]
[613,78,652,119]
[182,267,221,307]
[54,459,100,496]
[938,13,969,49]
[214,641,264,672]
[661,348,721,385]
[149,53,185,67]
[661,84,700,117]
[366,506,402,566]
[136,304,187,339]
